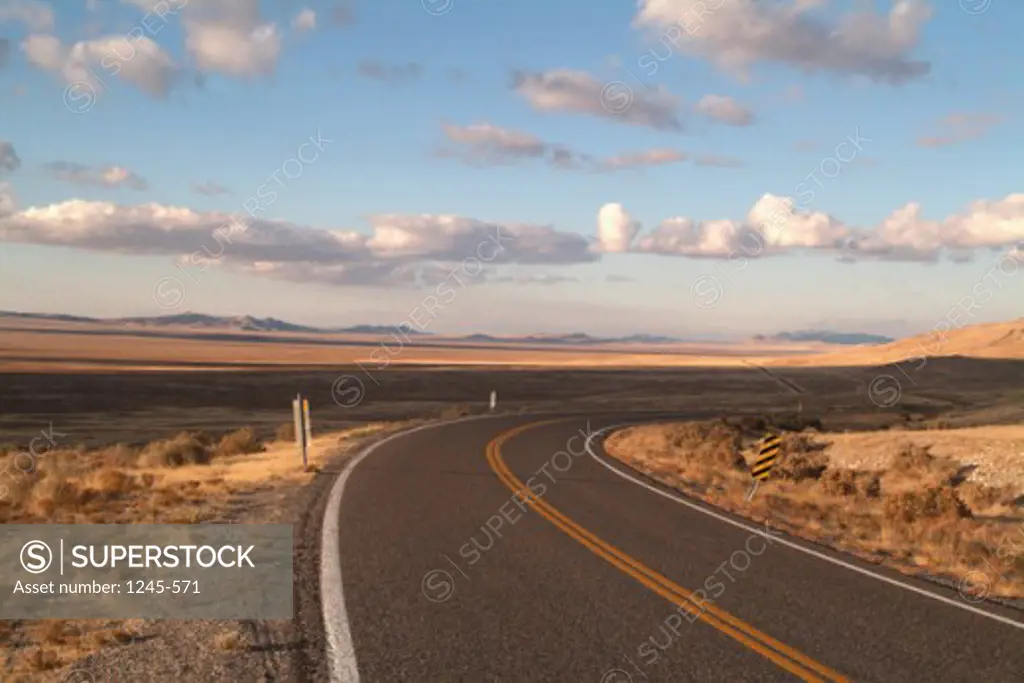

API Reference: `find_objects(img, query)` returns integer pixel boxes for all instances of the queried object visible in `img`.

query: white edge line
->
[585,424,1024,632]
[320,412,527,683]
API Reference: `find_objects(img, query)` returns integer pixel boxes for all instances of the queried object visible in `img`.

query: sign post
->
[747,433,782,501]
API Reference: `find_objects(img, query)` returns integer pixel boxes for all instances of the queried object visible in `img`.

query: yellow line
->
[487,421,851,683]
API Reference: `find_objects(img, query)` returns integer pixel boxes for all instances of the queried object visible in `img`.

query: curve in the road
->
[323,412,1024,682]
[583,423,1024,633]
[487,421,850,683]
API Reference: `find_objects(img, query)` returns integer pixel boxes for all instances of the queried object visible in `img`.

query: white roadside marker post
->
[489,389,497,412]
[293,393,307,468]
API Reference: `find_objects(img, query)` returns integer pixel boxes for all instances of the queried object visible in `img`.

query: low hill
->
[767,318,1024,365]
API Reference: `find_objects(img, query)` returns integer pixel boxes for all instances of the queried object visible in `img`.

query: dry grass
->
[0,421,400,678]
[213,627,244,651]
[0,325,826,373]
[605,419,1024,598]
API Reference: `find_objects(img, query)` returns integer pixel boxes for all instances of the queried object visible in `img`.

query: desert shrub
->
[214,427,264,457]
[882,486,970,525]
[276,422,296,442]
[137,432,212,468]
[821,468,882,498]
[774,434,829,481]
[889,444,956,478]
[24,464,83,518]
[670,420,746,470]
[93,443,139,468]
[956,481,1018,516]
[82,469,136,500]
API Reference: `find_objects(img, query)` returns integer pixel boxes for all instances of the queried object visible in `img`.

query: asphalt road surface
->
[332,413,1024,682]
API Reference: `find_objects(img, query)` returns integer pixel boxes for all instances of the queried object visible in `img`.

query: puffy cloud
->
[183,0,281,78]
[1,199,373,263]
[747,194,849,249]
[634,192,1024,262]
[512,69,683,131]
[694,95,755,126]
[0,0,54,32]
[2,190,1020,291]
[44,162,148,190]
[0,199,598,287]
[597,203,641,253]
[916,112,1002,148]
[292,8,316,33]
[21,33,180,97]
[364,214,596,265]
[634,0,931,84]
[844,194,1024,259]
[0,140,20,172]
[637,217,755,258]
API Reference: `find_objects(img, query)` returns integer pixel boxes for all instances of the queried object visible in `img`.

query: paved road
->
[332,414,1024,682]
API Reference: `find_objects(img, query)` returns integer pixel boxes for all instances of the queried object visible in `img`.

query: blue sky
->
[0,0,1021,339]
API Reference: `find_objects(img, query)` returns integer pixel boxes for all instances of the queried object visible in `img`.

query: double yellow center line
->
[486,421,851,683]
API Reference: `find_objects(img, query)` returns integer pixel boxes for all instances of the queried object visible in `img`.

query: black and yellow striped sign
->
[751,433,781,481]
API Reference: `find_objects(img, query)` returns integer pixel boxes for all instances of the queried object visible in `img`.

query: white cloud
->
[183,0,281,78]
[597,203,641,253]
[634,0,932,84]
[634,192,1024,261]
[512,69,683,131]
[845,194,1024,258]
[22,33,180,97]
[694,94,755,126]
[44,162,148,190]
[0,0,54,32]
[292,8,316,33]
[2,191,1020,290]
[0,199,598,287]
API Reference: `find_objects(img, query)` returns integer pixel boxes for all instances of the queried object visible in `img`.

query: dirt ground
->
[2,355,1023,448]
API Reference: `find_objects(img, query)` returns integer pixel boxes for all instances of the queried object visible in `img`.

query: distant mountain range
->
[0,311,433,336]
[753,330,894,345]
[0,311,891,346]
